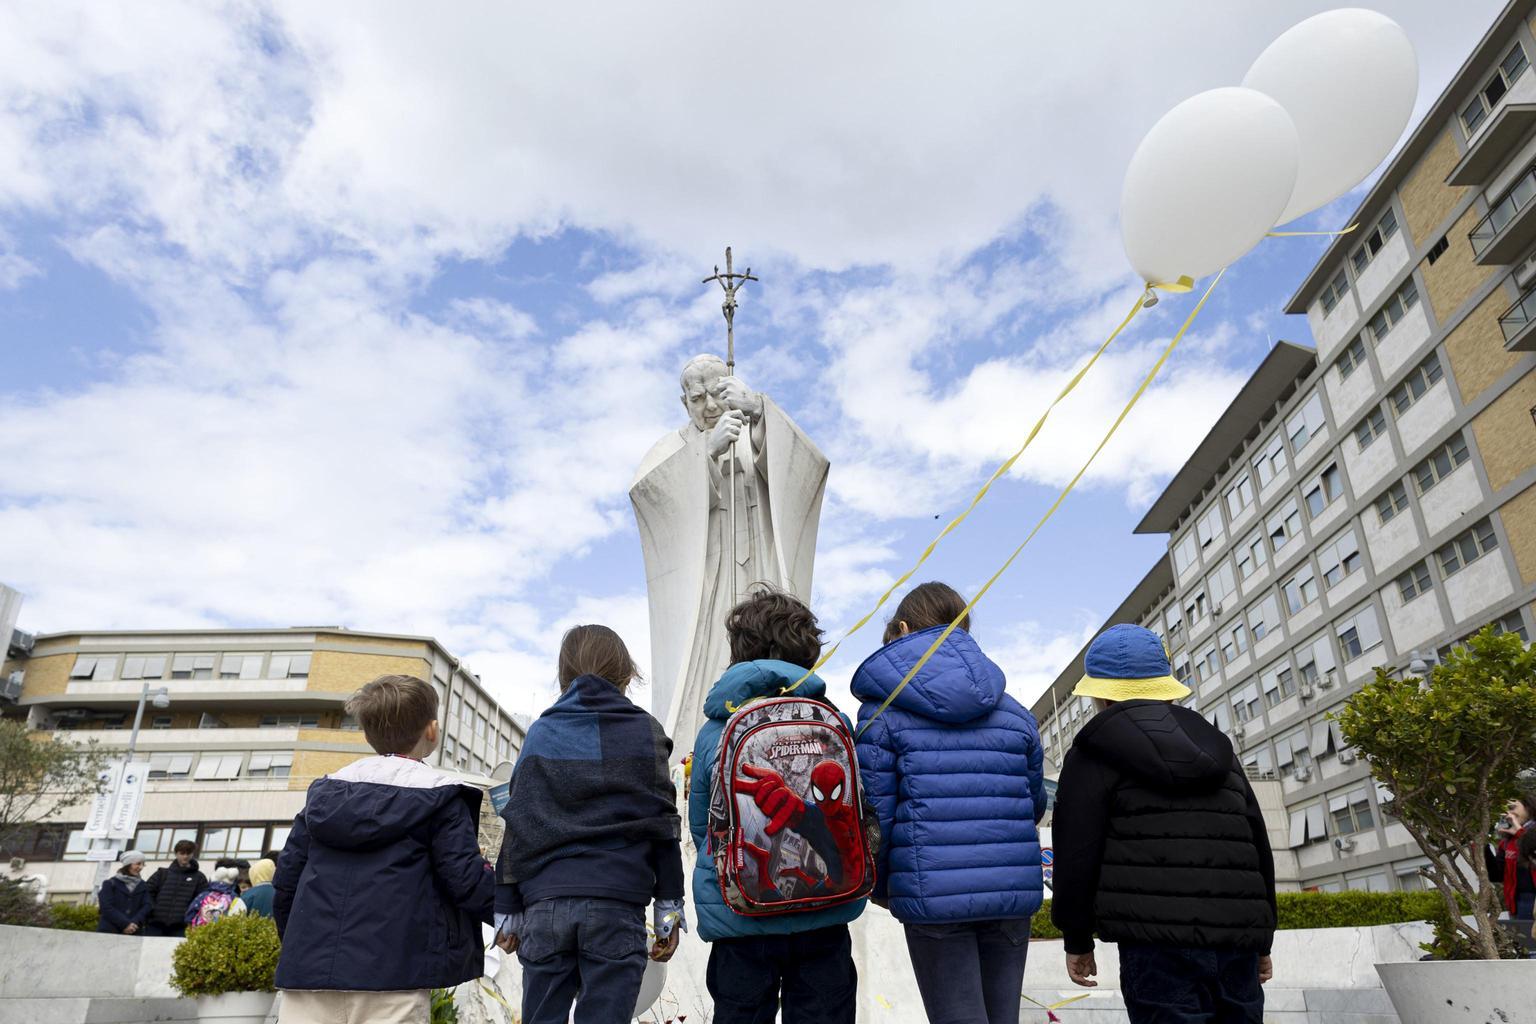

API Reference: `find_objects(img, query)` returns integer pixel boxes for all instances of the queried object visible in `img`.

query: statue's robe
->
[630,399,828,754]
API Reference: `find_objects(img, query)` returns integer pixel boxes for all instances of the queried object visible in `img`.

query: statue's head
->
[680,354,728,432]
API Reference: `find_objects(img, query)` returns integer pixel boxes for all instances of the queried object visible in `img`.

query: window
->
[1254,435,1288,488]
[132,826,199,859]
[1319,270,1349,315]
[1236,530,1268,580]
[1267,499,1303,553]
[1413,433,1470,494]
[1221,623,1249,664]
[1205,700,1231,732]
[1298,633,1337,687]
[1225,475,1255,518]
[1461,42,1530,134]
[1318,528,1362,589]
[121,656,168,680]
[449,693,462,722]
[69,655,120,681]
[246,753,293,778]
[1263,665,1296,708]
[1395,561,1434,603]
[1173,658,1192,685]
[1186,590,1209,628]
[1287,393,1326,453]
[1338,338,1369,383]
[171,654,215,680]
[269,825,292,852]
[1250,593,1280,642]
[1304,463,1344,517]
[259,714,321,728]
[219,654,262,680]
[1172,532,1199,575]
[193,753,244,780]
[1337,606,1384,661]
[1426,236,1449,265]
[1350,208,1400,274]
[340,713,360,731]
[1375,481,1410,524]
[1437,519,1498,578]
[1164,604,1184,645]
[1282,563,1319,615]
[1196,505,1223,550]
[201,825,267,861]
[268,653,312,679]
[1230,681,1261,723]
[476,714,489,739]
[1389,353,1444,416]
[1364,278,1420,346]
[147,753,193,779]
[1330,788,1376,835]
[1353,406,1388,451]
[1208,562,1237,609]
[150,715,172,729]
[1195,643,1220,684]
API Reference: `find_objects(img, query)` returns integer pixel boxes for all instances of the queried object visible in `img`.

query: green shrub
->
[48,902,99,931]
[1030,890,1453,940]
[169,914,281,997]
[0,876,51,928]
[430,988,459,1024]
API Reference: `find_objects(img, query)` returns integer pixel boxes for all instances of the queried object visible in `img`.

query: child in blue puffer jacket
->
[852,582,1046,1024]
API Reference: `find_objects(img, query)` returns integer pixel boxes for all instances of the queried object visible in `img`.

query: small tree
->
[1334,628,1536,960]
[0,718,108,850]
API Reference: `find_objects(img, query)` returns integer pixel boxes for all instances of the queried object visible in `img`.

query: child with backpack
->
[689,589,874,1024]
[185,863,247,929]
[851,582,1046,1024]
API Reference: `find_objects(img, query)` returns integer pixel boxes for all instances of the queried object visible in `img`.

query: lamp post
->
[1408,650,1434,693]
[89,682,169,900]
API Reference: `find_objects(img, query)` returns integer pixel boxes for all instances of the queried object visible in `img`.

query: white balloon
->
[632,959,666,1019]
[1121,87,1300,286]
[1245,8,1418,225]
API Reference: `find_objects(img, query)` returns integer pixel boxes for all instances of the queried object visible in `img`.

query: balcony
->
[1446,103,1536,187]
[1497,281,1536,351]
[1469,163,1536,264]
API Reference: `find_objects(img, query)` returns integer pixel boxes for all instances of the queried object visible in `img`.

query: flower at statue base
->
[1334,627,1536,961]
[169,913,281,996]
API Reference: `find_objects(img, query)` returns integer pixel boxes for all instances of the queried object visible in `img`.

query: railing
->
[1470,163,1536,255]
[1498,281,1536,340]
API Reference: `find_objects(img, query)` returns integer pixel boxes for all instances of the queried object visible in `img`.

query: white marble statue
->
[630,354,829,753]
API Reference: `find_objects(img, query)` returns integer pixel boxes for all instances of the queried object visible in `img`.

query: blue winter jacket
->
[689,660,868,942]
[851,626,1046,923]
[96,873,150,933]
[273,756,495,991]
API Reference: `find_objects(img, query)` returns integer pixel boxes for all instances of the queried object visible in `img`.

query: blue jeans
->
[518,897,648,1024]
[903,920,1030,1024]
[1118,945,1263,1024]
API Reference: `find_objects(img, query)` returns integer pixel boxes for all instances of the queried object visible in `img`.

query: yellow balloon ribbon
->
[775,286,1151,696]
[1267,222,1358,237]
[856,269,1226,739]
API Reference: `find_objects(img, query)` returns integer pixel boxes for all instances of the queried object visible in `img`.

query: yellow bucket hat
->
[1071,623,1191,702]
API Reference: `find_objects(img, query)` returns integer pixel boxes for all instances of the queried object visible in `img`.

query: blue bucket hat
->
[1071,623,1191,701]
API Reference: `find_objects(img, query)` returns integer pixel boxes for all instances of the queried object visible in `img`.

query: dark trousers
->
[1119,945,1263,1024]
[903,920,1030,1024]
[143,921,185,938]
[1516,892,1535,921]
[706,924,857,1024]
[518,897,649,1024]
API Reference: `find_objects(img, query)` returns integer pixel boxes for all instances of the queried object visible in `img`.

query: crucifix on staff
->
[702,247,759,602]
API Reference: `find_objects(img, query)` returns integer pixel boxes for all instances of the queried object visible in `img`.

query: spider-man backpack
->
[708,695,878,916]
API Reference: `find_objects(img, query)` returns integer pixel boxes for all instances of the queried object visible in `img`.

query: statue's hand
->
[717,376,764,421]
[708,410,745,458]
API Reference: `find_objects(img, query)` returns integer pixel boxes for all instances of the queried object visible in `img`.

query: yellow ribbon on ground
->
[769,287,1152,701]
[855,269,1226,739]
[1266,222,1358,237]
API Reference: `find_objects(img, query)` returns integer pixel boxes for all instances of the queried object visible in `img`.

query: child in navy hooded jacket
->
[852,583,1046,1024]
[272,674,494,1023]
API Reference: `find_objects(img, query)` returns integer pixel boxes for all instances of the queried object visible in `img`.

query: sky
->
[0,1,1506,720]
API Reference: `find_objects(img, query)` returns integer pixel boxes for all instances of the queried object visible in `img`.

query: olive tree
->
[0,718,108,849]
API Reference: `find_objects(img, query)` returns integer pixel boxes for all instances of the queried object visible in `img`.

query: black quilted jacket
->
[1050,700,1276,955]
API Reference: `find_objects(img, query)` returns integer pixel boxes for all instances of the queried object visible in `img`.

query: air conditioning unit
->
[1332,836,1356,852]
[1338,748,1358,765]
[1212,603,1224,618]
[1299,683,1316,700]
[1,671,22,703]
[8,629,34,657]
[1320,670,1337,690]
[1294,764,1313,782]
[1232,723,1246,743]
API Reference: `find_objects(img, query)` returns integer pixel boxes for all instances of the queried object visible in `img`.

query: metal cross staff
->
[702,247,758,601]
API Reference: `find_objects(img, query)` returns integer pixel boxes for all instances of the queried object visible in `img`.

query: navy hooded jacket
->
[96,872,150,933]
[851,626,1046,923]
[273,755,495,991]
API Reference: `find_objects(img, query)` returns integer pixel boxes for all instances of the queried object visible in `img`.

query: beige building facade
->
[1033,0,1536,893]
[1,627,524,898]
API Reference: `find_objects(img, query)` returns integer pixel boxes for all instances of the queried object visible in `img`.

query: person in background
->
[272,675,494,1024]
[494,625,684,1024]
[144,840,206,938]
[1486,791,1536,922]
[97,849,151,936]
[1052,624,1276,1023]
[851,582,1046,1024]
[689,590,866,1024]
[242,858,277,918]
[186,864,246,928]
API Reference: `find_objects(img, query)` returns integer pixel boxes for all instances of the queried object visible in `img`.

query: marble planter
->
[1376,960,1536,1023]
[195,991,276,1024]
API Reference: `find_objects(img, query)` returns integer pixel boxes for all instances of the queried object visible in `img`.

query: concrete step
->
[1020,987,1399,1023]
[0,997,195,1024]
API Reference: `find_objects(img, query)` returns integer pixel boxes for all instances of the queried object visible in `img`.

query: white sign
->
[85,847,121,862]
[81,764,123,839]
[108,761,150,839]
